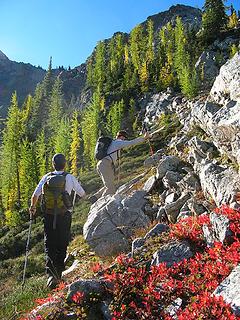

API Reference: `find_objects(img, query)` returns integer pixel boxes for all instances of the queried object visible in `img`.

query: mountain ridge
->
[0,4,202,116]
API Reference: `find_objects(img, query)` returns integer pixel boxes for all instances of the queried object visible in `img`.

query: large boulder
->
[83,191,150,257]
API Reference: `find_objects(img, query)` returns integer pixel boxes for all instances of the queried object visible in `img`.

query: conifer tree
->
[107,99,124,137]
[180,65,199,98]
[54,117,72,170]
[130,24,146,71]
[155,28,167,89]
[1,92,23,211]
[22,95,34,127]
[28,83,45,140]
[35,130,47,179]
[174,17,188,75]
[69,111,81,176]
[228,9,239,29]
[19,140,38,208]
[93,41,106,93]
[145,19,155,89]
[158,23,175,88]
[42,57,53,95]
[81,93,100,167]
[109,36,118,76]
[28,59,54,140]
[201,0,227,42]
[115,33,125,74]
[47,77,63,138]
[146,20,154,64]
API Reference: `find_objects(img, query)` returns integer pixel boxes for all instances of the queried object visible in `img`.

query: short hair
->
[52,153,66,170]
[116,130,128,139]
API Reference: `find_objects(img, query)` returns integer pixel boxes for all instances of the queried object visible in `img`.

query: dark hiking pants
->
[43,211,72,279]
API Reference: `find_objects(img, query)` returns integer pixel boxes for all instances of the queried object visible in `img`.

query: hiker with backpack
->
[29,153,85,289]
[92,130,150,202]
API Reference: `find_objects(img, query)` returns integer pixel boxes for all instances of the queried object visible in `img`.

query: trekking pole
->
[72,191,77,210]
[117,150,121,185]
[22,213,33,291]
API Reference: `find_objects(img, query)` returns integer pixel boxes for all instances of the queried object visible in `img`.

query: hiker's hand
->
[29,205,36,216]
[144,132,152,140]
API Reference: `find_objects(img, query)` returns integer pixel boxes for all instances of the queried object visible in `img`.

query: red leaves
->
[71,291,84,304]
[105,205,240,319]
[34,294,56,306]
[178,292,239,320]
[169,214,210,247]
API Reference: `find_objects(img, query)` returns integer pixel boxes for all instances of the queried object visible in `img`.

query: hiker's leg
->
[94,160,107,199]
[55,212,72,277]
[99,159,116,196]
[44,214,59,279]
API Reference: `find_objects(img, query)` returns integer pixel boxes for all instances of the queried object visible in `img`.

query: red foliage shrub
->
[105,206,240,319]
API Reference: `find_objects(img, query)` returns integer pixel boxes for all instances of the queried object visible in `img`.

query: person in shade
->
[29,153,85,289]
[92,130,150,202]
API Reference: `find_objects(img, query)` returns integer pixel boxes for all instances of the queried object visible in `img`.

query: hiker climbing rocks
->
[29,153,85,289]
[91,130,151,202]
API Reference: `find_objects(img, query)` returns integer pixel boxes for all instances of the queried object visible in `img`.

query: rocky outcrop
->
[191,52,240,166]
[143,4,201,32]
[210,52,240,104]
[188,136,240,206]
[83,191,150,257]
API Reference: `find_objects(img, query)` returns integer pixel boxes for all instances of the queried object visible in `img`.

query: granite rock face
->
[83,191,150,257]
[191,53,240,166]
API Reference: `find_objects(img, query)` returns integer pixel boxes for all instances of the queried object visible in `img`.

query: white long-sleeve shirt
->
[32,171,86,198]
[105,137,145,163]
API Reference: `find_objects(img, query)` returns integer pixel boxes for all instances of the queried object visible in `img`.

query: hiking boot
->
[47,275,59,289]
[88,195,98,204]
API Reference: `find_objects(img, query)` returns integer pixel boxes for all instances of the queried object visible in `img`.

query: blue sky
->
[0,0,239,69]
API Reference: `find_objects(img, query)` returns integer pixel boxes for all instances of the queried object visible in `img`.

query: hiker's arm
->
[29,174,48,216]
[115,133,150,149]
[29,194,39,216]
[71,176,86,198]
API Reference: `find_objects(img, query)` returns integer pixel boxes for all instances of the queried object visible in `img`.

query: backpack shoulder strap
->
[62,172,69,177]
